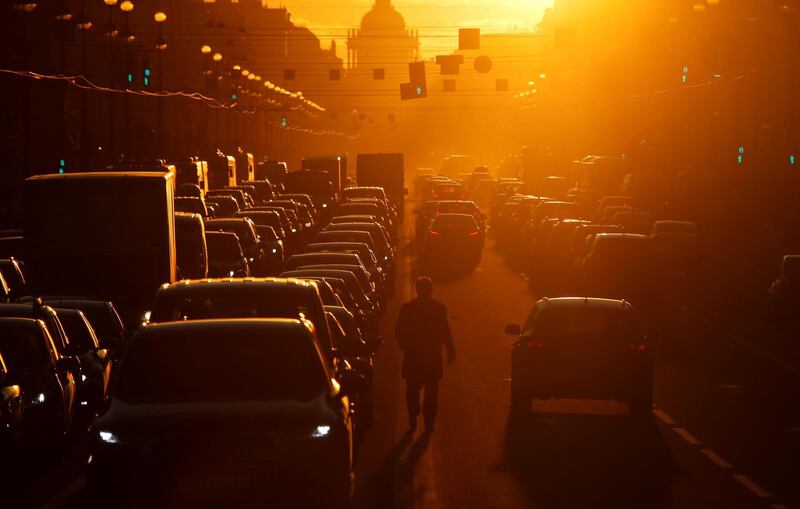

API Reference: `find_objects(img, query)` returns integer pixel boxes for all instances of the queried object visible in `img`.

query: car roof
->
[593,233,649,241]
[158,277,316,294]
[137,318,314,338]
[536,297,633,311]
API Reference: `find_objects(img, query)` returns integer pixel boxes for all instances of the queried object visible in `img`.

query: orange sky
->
[270,0,554,59]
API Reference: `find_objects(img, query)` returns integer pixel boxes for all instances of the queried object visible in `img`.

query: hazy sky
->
[270,0,554,58]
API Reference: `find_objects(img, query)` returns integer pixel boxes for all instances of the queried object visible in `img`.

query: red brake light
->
[628,343,647,352]
[526,339,544,348]
[469,230,480,237]
[428,230,440,238]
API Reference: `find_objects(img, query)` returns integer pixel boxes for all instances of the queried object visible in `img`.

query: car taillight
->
[526,339,544,348]
[428,230,440,238]
[628,343,647,352]
[469,230,480,237]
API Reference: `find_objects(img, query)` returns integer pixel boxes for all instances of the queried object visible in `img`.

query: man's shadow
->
[355,431,432,509]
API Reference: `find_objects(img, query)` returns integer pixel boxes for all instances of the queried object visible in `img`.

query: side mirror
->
[94,348,110,361]
[505,323,521,336]
[56,356,81,376]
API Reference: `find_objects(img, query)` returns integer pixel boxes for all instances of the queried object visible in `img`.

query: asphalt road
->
[352,202,800,509]
[15,197,800,509]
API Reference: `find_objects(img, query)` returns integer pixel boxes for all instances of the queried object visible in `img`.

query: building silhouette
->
[346,0,419,72]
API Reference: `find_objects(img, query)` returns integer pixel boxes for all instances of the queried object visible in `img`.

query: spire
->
[376,0,391,7]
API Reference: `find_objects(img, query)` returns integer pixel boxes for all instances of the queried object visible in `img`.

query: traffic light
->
[125,53,136,85]
[737,145,744,164]
[400,62,427,100]
[142,58,151,87]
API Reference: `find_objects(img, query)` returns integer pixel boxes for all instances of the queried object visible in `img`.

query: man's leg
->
[406,379,422,431]
[422,380,440,432]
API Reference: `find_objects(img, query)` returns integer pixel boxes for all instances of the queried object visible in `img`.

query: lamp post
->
[76,0,93,169]
[201,45,212,149]
[104,0,118,164]
[120,0,134,157]
[12,1,36,176]
[154,10,167,156]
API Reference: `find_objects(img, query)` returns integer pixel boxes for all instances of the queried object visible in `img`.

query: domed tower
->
[347,0,419,72]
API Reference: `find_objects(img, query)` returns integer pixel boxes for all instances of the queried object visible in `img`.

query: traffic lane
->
[654,307,800,507]
[414,240,769,509]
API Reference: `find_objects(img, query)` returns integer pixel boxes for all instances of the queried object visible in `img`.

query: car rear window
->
[116,330,327,403]
[205,233,243,260]
[432,214,478,229]
[526,308,639,349]
[56,311,99,352]
[0,324,50,369]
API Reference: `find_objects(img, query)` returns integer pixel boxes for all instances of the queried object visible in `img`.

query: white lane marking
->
[700,449,733,469]
[733,474,772,498]
[653,408,677,425]
[673,427,702,445]
[724,331,800,377]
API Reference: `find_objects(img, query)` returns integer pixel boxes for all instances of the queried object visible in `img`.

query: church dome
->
[360,0,406,32]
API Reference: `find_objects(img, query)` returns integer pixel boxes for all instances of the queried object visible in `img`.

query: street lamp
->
[154,10,167,156]
[201,45,212,54]
[212,52,222,62]
[120,1,134,42]
[12,2,37,13]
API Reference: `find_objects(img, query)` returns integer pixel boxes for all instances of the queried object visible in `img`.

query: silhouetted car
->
[505,297,652,415]
[205,218,266,276]
[435,201,486,231]
[87,319,359,508]
[207,189,248,209]
[0,317,78,452]
[239,180,275,203]
[281,269,379,332]
[35,298,125,353]
[204,195,239,217]
[0,258,26,300]
[334,202,389,230]
[284,170,338,219]
[149,278,335,362]
[204,231,250,278]
[649,220,699,268]
[326,309,375,428]
[580,233,661,312]
[285,252,366,275]
[315,229,393,272]
[174,196,209,218]
[0,350,23,455]
[768,255,800,320]
[53,309,111,419]
[280,193,319,222]
[420,213,484,268]
[175,213,208,280]
[305,242,382,285]
[253,225,284,275]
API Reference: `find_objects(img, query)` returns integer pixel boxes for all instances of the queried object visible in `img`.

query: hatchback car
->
[420,213,484,267]
[505,298,652,415]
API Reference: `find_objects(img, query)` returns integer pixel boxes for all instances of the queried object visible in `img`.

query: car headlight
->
[271,248,278,254]
[248,257,255,263]
[81,374,88,382]
[310,425,331,438]
[27,392,46,406]
[292,228,297,233]
[321,203,328,208]
[305,222,312,228]
[99,431,120,444]
[228,271,236,277]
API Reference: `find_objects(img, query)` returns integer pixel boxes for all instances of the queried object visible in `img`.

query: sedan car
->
[420,213,484,268]
[0,317,78,454]
[87,319,360,508]
[505,297,652,415]
[205,231,250,278]
[204,218,267,276]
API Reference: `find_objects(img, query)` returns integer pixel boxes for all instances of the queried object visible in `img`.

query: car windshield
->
[152,289,319,323]
[115,329,327,404]
[0,323,49,369]
[256,226,278,241]
[205,220,256,246]
[206,233,243,260]
[287,253,363,270]
[56,311,99,352]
